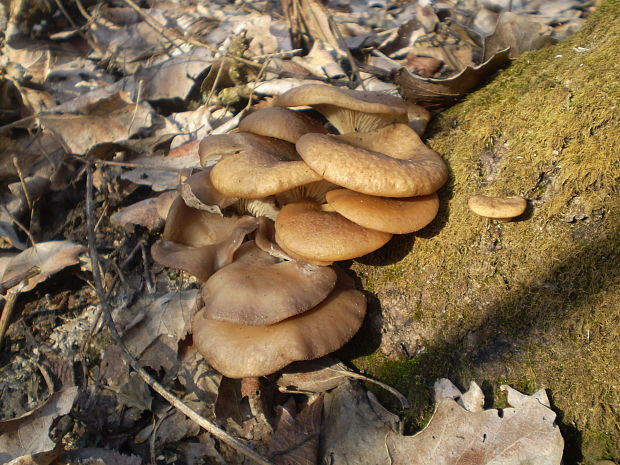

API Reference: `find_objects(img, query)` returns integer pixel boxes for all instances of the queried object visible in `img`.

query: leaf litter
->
[0,0,597,463]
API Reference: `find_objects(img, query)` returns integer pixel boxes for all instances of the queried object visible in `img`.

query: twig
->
[84,163,275,465]
[328,368,410,409]
[327,15,365,89]
[2,206,37,246]
[0,286,24,349]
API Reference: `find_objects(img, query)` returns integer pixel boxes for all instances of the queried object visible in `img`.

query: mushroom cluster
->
[153,84,448,378]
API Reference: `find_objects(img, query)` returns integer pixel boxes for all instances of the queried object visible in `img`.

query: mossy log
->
[349,2,620,462]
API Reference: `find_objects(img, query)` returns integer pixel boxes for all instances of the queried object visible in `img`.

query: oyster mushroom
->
[275,201,392,263]
[192,268,366,378]
[239,107,327,143]
[273,84,430,134]
[468,195,527,220]
[325,189,440,234]
[296,123,448,197]
[201,241,337,326]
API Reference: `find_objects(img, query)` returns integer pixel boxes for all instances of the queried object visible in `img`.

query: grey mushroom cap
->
[192,268,366,378]
[201,241,338,326]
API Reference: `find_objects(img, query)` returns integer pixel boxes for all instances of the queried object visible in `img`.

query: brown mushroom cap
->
[325,189,440,234]
[163,195,249,247]
[179,168,237,213]
[275,201,392,262]
[239,107,327,143]
[468,195,527,219]
[192,268,366,378]
[151,216,258,280]
[201,241,337,326]
[296,123,448,197]
[274,84,410,133]
[199,133,299,167]
[209,147,322,199]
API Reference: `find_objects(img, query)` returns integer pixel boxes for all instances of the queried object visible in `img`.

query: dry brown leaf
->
[121,291,198,362]
[0,387,79,464]
[136,48,213,101]
[292,40,346,79]
[277,357,349,393]
[39,94,154,154]
[484,12,556,60]
[0,241,86,292]
[386,380,564,465]
[321,381,401,464]
[393,48,511,108]
[268,397,323,465]
[110,197,165,232]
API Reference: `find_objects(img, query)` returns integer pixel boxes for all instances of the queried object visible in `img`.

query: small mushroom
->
[325,189,440,234]
[296,123,448,197]
[151,216,258,281]
[275,201,392,263]
[201,241,337,325]
[274,84,427,134]
[239,107,327,143]
[468,195,527,220]
[192,268,366,378]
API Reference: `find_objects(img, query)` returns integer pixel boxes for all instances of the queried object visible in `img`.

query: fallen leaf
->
[122,291,198,362]
[320,381,401,465]
[178,433,227,465]
[268,397,323,465]
[0,387,79,464]
[136,48,213,101]
[277,357,350,394]
[0,241,86,292]
[39,92,154,154]
[110,197,166,232]
[386,380,564,465]
[484,12,555,60]
[392,48,511,108]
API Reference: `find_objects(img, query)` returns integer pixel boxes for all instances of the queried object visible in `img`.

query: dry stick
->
[84,164,275,465]
[328,368,410,409]
[327,15,365,90]
[0,269,39,349]
[2,205,37,247]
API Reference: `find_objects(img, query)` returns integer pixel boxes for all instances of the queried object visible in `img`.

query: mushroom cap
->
[273,84,411,133]
[468,195,527,219]
[209,148,322,199]
[275,180,337,205]
[275,201,392,262]
[296,123,448,197]
[325,189,440,234]
[152,216,257,280]
[179,168,237,213]
[163,195,248,247]
[239,107,327,143]
[199,133,299,167]
[201,241,337,326]
[192,268,366,378]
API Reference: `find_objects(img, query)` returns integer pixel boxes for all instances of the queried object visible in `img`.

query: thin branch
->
[84,164,275,465]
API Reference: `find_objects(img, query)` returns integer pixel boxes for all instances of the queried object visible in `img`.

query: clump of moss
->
[351,2,620,463]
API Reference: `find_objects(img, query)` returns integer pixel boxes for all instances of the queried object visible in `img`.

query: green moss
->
[351,2,620,462]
